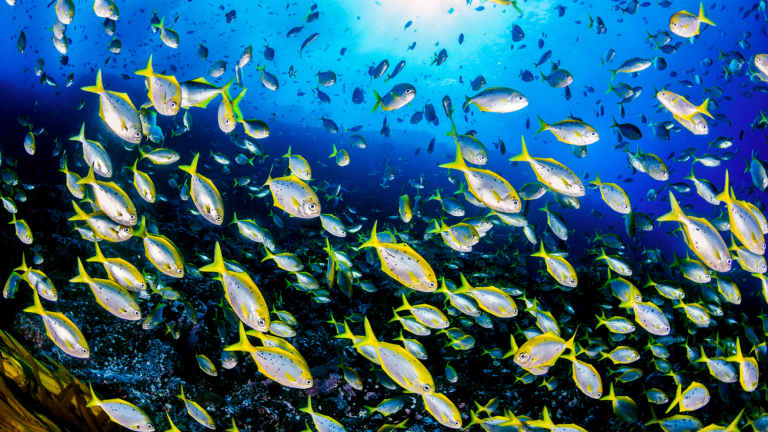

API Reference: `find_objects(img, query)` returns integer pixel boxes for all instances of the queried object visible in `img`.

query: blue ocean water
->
[1,0,767,431]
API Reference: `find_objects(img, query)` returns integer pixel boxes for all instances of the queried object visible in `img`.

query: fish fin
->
[231,89,248,121]
[492,189,502,203]
[535,115,549,136]
[714,170,730,203]
[199,242,228,274]
[68,201,90,221]
[86,242,106,263]
[509,135,532,162]
[68,258,91,284]
[352,317,380,349]
[178,153,200,176]
[85,383,101,408]
[697,2,716,26]
[81,69,105,94]
[76,165,97,186]
[134,55,155,77]
[69,122,87,142]
[371,90,382,113]
[224,322,257,353]
[22,290,45,317]
[358,220,381,249]
[696,98,714,119]
[530,241,548,258]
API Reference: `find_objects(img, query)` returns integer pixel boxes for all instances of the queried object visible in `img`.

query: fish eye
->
[134,310,140,316]
[134,132,141,138]
[596,392,602,397]
[306,379,312,385]
[171,102,176,109]
[512,308,518,314]
[123,228,130,233]
[422,383,431,391]
[662,92,667,96]
[51,293,57,300]
[518,353,527,359]
[258,318,266,327]
[82,348,88,354]
[176,269,183,274]
[428,281,436,288]
[130,214,136,220]
[726,258,732,265]
[140,283,146,288]
[216,215,222,221]
[518,96,523,100]
[226,119,231,125]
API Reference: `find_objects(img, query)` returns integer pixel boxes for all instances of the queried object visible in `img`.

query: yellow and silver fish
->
[359,221,437,292]
[179,153,224,225]
[81,69,142,144]
[510,136,584,197]
[24,290,87,358]
[134,55,182,116]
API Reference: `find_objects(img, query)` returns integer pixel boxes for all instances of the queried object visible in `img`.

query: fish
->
[70,258,141,321]
[263,171,321,219]
[372,84,416,112]
[81,69,143,144]
[669,2,716,38]
[510,136,585,197]
[87,383,155,431]
[535,116,599,145]
[463,88,528,113]
[135,56,181,116]
[152,16,180,48]
[359,221,437,292]
[179,153,225,225]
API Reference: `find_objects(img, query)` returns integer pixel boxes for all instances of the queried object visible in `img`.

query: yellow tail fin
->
[81,70,105,94]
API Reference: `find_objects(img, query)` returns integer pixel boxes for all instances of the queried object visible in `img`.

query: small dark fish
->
[304,10,320,23]
[427,137,435,154]
[442,95,453,118]
[564,86,572,101]
[415,147,421,155]
[610,117,642,140]
[287,26,305,37]
[533,50,552,69]
[499,139,506,155]
[381,116,391,137]
[60,55,69,66]
[470,75,486,91]
[431,49,448,66]
[226,10,236,23]
[555,5,566,17]
[464,130,477,137]
[511,25,525,42]
[263,44,275,61]
[316,86,331,104]
[519,70,534,82]
[410,111,424,124]
[300,33,319,58]
[526,117,530,130]
[407,42,416,50]
[458,33,464,44]
[404,20,413,30]
[352,87,365,104]
[340,47,347,56]
[197,44,209,61]
[538,38,545,49]
[424,103,436,123]
[623,178,634,183]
